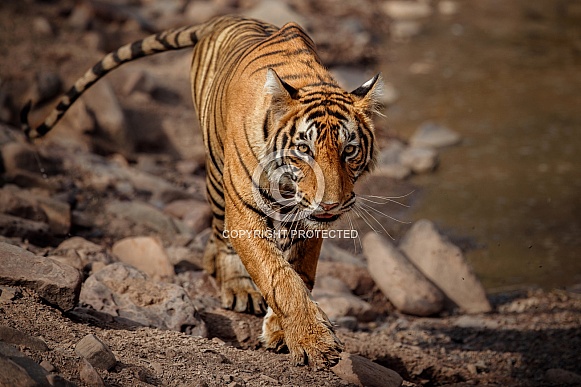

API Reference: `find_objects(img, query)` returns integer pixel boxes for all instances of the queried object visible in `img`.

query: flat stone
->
[0,242,82,311]
[0,213,50,245]
[332,352,403,387]
[399,219,492,314]
[410,122,461,148]
[75,334,117,371]
[0,325,49,351]
[80,263,207,336]
[364,233,444,316]
[112,236,174,279]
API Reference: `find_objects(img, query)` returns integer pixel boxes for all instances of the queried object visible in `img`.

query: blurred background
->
[1,0,580,293]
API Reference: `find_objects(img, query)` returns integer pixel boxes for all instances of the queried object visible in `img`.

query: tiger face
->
[259,69,381,228]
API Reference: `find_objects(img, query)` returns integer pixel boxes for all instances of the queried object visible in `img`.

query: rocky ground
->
[1,0,581,386]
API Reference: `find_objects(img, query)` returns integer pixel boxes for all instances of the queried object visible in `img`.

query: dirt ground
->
[1,1,581,386]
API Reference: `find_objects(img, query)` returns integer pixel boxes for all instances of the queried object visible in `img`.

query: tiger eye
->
[298,144,310,154]
[344,144,356,155]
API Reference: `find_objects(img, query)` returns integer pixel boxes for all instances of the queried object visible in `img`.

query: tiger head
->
[256,68,382,227]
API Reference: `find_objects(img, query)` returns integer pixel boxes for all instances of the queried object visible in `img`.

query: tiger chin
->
[21,15,382,369]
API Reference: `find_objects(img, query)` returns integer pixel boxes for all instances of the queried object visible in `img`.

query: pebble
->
[363,233,445,316]
[75,334,117,371]
[40,359,56,372]
[399,219,492,314]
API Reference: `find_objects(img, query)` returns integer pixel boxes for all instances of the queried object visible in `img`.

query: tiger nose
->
[320,202,340,211]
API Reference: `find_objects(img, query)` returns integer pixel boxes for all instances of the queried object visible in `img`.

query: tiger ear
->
[350,74,383,114]
[265,68,300,102]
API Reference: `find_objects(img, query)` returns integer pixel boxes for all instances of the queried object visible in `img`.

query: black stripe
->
[130,40,144,58]
[92,61,105,77]
[262,112,270,142]
[112,51,122,63]
[155,32,174,49]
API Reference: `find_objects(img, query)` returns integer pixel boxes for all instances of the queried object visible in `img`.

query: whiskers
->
[348,191,413,244]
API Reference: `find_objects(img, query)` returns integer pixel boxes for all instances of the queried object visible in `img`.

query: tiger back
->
[21,15,382,368]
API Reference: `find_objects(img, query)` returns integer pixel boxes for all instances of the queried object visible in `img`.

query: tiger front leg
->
[204,232,266,314]
[228,227,343,368]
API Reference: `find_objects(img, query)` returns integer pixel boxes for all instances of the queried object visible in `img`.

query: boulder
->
[363,233,444,316]
[399,219,492,313]
[0,242,82,311]
[80,263,207,336]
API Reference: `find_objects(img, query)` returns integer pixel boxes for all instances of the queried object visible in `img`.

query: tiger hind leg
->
[204,233,266,314]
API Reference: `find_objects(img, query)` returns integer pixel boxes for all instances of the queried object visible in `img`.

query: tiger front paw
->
[279,303,343,369]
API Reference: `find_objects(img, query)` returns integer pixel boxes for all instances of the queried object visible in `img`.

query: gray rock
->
[363,233,444,316]
[165,199,213,234]
[399,146,438,173]
[0,341,51,386]
[0,242,82,311]
[319,240,365,266]
[317,261,375,296]
[36,196,71,235]
[106,200,180,238]
[75,334,117,371]
[332,352,403,387]
[399,219,492,314]
[111,236,174,280]
[80,263,207,336]
[0,325,49,351]
[373,163,412,180]
[313,276,374,322]
[83,79,131,153]
[410,122,461,148]
[40,360,56,372]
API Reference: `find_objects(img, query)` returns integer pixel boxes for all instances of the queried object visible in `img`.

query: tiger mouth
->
[308,213,340,223]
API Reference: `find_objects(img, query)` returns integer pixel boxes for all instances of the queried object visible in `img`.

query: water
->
[377,1,581,291]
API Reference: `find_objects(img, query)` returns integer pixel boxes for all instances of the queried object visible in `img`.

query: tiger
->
[21,15,382,368]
